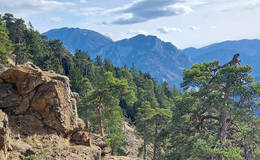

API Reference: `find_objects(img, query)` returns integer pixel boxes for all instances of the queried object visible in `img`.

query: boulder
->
[30,80,78,133]
[0,62,51,96]
[71,130,90,146]
[0,62,78,134]
[90,133,107,149]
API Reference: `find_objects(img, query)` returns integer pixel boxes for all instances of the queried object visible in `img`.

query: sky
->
[0,0,260,49]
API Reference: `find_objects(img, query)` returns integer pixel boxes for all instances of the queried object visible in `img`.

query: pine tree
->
[84,72,136,154]
[136,101,155,159]
[165,54,260,159]
[0,15,12,64]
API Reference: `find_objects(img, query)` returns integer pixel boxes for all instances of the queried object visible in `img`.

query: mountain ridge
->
[183,39,260,78]
[95,34,191,85]
[43,28,260,86]
[44,27,113,56]
[44,28,192,86]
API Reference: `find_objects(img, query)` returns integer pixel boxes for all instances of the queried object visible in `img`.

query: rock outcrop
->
[0,62,109,159]
[0,62,78,134]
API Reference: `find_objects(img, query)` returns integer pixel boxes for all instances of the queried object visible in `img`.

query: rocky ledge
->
[0,62,110,159]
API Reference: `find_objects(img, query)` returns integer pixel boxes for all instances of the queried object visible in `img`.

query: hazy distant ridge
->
[44,28,260,85]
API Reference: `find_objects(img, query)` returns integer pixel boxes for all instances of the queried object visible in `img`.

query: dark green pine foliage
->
[0,14,12,64]
[2,13,29,64]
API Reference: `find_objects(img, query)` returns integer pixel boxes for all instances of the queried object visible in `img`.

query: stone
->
[90,133,107,149]
[71,92,80,100]
[71,130,90,146]
[77,118,86,130]
[0,83,22,109]
[8,115,44,136]
[0,110,9,159]
[15,96,30,114]
[0,62,51,96]
[0,62,79,134]
[102,146,111,156]
[11,141,35,158]
[0,63,8,75]
[30,80,78,133]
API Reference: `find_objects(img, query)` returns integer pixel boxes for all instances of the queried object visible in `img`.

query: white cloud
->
[221,0,260,11]
[72,7,104,16]
[109,0,193,25]
[79,0,87,3]
[183,0,208,6]
[126,30,148,36]
[157,27,182,34]
[49,17,63,23]
[0,0,74,15]
[190,26,200,30]
[209,25,217,29]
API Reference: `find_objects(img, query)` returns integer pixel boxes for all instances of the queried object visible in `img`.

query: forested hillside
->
[0,13,259,159]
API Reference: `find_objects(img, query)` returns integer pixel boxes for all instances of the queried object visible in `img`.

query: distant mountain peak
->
[43,27,113,55]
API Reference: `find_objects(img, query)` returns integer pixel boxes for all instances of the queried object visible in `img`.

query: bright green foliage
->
[82,72,136,155]
[103,99,126,155]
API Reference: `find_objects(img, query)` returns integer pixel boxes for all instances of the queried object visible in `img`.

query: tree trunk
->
[143,140,147,160]
[218,81,231,160]
[219,109,229,144]
[218,109,230,160]
[98,97,104,137]
[153,121,158,160]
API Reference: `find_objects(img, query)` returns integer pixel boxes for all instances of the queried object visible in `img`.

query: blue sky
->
[1,0,260,49]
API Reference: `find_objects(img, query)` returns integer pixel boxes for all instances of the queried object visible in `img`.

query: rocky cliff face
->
[0,62,109,159]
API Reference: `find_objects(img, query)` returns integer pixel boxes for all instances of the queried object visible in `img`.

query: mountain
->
[183,39,260,78]
[97,34,191,85]
[43,28,191,86]
[43,27,113,55]
[43,28,260,86]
